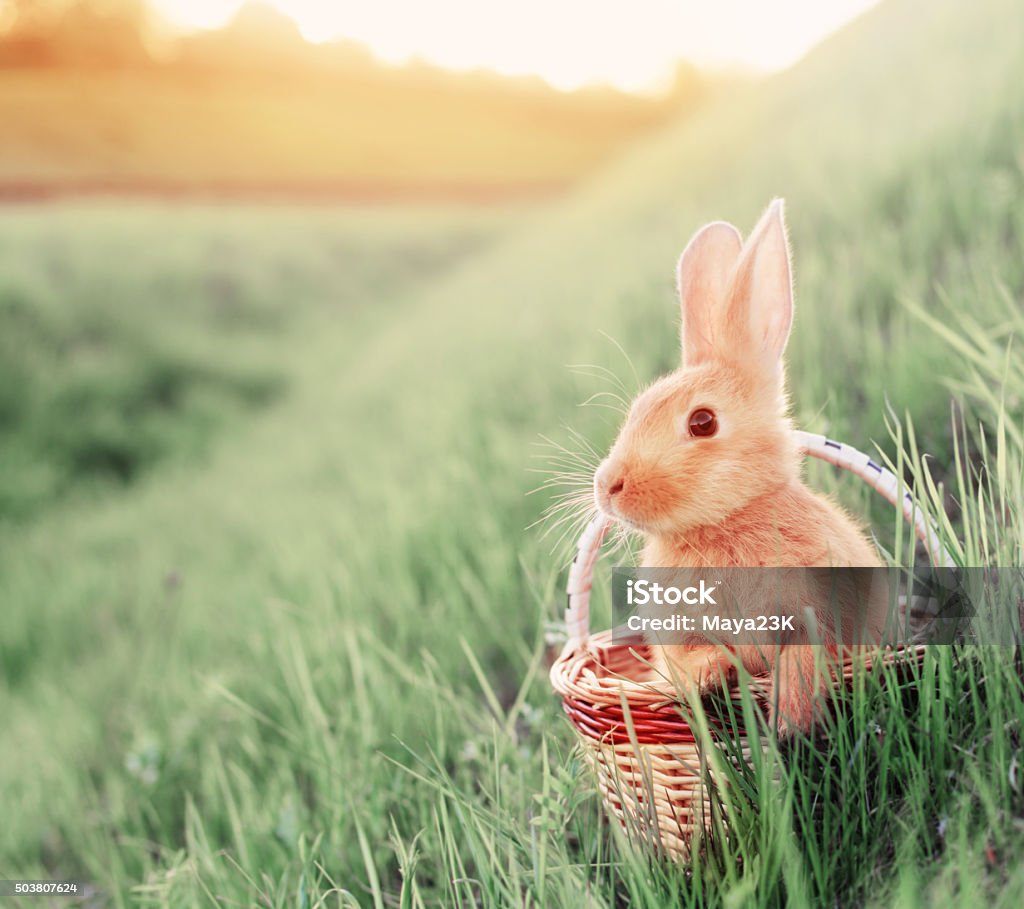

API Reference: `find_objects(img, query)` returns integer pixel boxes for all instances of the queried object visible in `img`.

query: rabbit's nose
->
[595,461,626,499]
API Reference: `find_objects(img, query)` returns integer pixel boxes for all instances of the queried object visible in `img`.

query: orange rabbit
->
[593,200,886,734]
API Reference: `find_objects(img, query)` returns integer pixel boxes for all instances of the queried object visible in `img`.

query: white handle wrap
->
[564,514,612,649]
[563,431,957,647]
[793,431,956,571]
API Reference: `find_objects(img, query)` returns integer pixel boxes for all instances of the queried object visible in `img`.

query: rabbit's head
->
[594,200,802,536]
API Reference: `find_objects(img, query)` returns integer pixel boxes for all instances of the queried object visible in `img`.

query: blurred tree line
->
[0,0,152,67]
[0,0,703,106]
[0,0,366,71]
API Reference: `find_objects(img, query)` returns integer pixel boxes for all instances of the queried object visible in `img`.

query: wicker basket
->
[549,431,952,860]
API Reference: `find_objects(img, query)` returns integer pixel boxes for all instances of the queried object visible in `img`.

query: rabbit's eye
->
[688,408,718,438]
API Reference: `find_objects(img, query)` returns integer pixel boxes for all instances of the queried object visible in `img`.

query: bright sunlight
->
[149,0,880,91]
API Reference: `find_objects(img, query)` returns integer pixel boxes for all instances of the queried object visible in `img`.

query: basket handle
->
[563,430,957,648]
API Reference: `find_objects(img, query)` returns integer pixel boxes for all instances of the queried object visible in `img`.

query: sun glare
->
[148,0,880,92]
[149,0,242,32]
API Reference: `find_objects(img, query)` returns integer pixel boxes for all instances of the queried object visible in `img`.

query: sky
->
[151,0,881,92]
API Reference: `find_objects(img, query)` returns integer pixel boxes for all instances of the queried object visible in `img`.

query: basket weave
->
[549,431,952,860]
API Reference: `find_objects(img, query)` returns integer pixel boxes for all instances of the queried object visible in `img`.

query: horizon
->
[141,0,881,92]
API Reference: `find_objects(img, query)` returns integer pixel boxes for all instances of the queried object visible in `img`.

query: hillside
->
[4,0,1024,904]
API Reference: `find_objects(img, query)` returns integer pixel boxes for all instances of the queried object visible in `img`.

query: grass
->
[3,0,1024,905]
[0,202,518,520]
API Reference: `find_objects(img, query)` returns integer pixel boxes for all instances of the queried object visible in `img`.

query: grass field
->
[0,203,520,521]
[3,0,1024,905]
[0,66,689,198]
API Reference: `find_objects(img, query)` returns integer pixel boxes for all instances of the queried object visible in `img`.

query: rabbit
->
[593,199,888,735]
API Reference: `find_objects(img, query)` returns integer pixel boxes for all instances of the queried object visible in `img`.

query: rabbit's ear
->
[722,199,793,378]
[677,221,743,366]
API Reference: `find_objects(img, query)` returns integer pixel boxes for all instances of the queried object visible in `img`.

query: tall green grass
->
[3,0,1024,905]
